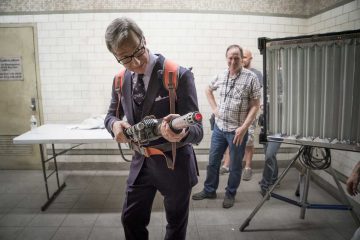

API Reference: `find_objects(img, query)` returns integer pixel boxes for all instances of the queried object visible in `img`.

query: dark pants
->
[121,159,192,240]
[259,141,281,191]
[204,124,248,197]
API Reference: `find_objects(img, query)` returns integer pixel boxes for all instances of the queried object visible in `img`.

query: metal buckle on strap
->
[139,146,150,157]
[130,142,148,157]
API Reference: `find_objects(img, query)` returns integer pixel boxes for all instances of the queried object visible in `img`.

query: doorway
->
[0,24,42,169]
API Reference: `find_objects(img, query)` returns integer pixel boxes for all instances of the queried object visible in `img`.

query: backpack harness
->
[114,59,181,170]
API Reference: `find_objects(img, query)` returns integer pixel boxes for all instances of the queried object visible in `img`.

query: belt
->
[130,142,188,170]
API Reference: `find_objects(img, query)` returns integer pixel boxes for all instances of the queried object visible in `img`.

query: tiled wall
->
[0,12,310,149]
[307,0,360,33]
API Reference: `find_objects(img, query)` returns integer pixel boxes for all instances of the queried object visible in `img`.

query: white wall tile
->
[64,14,78,22]
[330,6,344,17]
[248,15,264,24]
[285,25,299,33]
[0,15,19,23]
[335,14,349,25]
[18,15,34,22]
[343,1,358,13]
[349,9,360,21]
[355,20,360,28]
[256,23,271,32]
[320,10,332,21]
[309,14,321,25]
[78,13,94,21]
[340,21,356,30]
[48,14,64,22]
[56,22,71,30]
[276,16,293,25]
[34,15,49,22]
[270,24,285,32]
[324,18,336,28]
[291,18,307,25]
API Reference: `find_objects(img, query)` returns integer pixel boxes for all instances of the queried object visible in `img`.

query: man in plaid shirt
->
[192,44,261,208]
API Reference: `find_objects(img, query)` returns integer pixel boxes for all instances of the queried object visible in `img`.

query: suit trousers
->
[121,157,192,240]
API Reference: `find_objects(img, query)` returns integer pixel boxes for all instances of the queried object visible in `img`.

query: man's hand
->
[112,120,131,143]
[233,125,247,146]
[160,114,188,142]
[346,168,360,196]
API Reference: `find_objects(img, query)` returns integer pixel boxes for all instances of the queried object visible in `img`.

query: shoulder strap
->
[162,59,180,114]
[162,59,180,170]
[114,68,126,119]
[162,59,179,92]
[115,68,126,93]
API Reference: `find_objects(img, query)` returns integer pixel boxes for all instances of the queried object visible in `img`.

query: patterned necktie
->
[133,74,145,106]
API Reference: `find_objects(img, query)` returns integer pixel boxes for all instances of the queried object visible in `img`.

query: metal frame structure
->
[258,29,360,152]
[239,148,360,231]
[240,30,360,231]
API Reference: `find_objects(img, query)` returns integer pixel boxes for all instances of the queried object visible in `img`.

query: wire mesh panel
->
[264,30,360,152]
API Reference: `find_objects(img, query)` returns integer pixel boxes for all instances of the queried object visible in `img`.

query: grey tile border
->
[87,227,124,240]
[28,211,67,227]
[0,227,24,240]
[15,226,58,240]
[51,226,92,240]
[0,0,354,18]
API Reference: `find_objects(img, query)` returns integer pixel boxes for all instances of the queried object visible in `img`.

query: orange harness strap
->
[162,59,180,170]
[143,147,164,157]
[114,68,126,119]
[129,143,174,168]
[145,147,174,168]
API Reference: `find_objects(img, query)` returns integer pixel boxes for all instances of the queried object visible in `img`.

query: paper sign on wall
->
[0,57,23,81]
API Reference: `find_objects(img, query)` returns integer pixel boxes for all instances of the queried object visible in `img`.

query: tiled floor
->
[0,167,358,240]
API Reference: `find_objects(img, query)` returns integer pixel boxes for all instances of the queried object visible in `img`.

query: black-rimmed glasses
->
[113,38,146,65]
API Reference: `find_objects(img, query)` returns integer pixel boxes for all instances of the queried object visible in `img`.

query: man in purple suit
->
[104,17,203,240]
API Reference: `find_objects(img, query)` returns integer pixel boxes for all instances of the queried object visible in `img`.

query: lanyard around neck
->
[224,69,241,101]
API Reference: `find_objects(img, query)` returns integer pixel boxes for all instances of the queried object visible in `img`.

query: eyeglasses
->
[113,38,146,65]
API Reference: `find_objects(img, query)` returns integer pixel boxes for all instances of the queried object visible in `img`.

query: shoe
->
[220,166,229,175]
[192,190,217,200]
[242,168,252,181]
[222,195,235,208]
[260,188,270,200]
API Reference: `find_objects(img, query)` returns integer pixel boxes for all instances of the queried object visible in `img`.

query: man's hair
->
[225,44,243,58]
[105,17,143,54]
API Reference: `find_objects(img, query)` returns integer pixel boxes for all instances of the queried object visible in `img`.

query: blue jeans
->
[204,124,248,197]
[259,141,281,191]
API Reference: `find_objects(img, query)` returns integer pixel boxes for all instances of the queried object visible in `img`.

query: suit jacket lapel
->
[141,57,164,118]
[122,71,135,125]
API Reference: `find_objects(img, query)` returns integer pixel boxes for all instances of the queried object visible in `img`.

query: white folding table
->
[13,124,114,211]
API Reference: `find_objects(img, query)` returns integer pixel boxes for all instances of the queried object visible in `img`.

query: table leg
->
[39,144,66,211]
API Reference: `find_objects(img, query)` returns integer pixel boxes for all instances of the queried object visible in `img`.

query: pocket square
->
[155,96,169,101]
